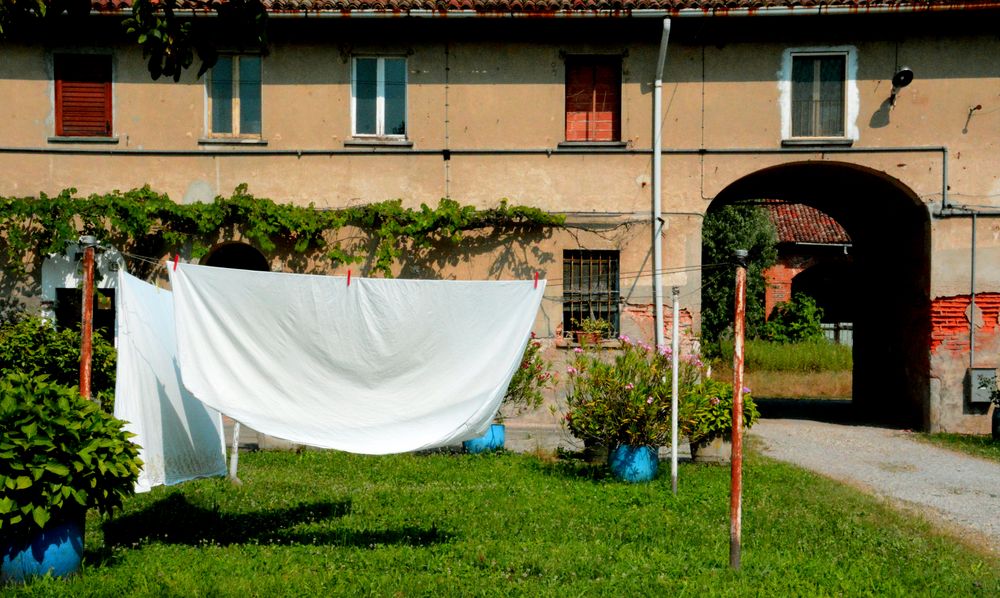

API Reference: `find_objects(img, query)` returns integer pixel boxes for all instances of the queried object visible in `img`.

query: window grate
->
[562,250,620,337]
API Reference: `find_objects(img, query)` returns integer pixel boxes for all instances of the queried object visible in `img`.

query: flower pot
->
[463,423,505,454]
[1,515,85,583]
[608,445,658,482]
[690,437,732,464]
[575,331,602,346]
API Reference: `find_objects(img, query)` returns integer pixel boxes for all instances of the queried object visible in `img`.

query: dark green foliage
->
[701,204,778,342]
[762,292,826,343]
[0,185,564,279]
[0,373,140,541]
[0,316,116,410]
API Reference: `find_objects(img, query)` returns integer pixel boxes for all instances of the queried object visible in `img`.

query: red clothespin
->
[347,269,351,287]
[173,254,179,271]
[534,271,539,289]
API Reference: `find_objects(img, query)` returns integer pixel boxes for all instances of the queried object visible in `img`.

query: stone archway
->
[708,161,931,428]
[203,242,270,272]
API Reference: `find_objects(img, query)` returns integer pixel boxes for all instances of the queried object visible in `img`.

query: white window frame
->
[351,56,407,139]
[205,54,262,139]
[779,46,858,143]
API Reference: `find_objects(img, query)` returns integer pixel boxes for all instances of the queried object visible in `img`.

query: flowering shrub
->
[498,334,555,423]
[681,378,759,445]
[563,336,700,447]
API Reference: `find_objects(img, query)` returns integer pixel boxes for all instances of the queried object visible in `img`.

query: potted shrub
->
[464,334,554,454]
[563,336,700,482]
[1,373,141,583]
[571,317,612,346]
[682,378,760,464]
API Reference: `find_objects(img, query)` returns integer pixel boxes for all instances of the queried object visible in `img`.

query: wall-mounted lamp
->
[889,66,914,108]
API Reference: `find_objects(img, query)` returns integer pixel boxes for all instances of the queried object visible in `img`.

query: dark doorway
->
[708,161,931,428]
[203,243,270,272]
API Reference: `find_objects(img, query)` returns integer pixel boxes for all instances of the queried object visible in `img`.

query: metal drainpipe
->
[971,211,977,368]
[653,18,671,349]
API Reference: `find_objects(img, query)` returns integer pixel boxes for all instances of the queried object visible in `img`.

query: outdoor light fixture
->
[889,66,914,108]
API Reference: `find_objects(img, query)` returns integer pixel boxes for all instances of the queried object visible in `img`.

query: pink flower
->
[573,347,583,354]
[646,396,654,404]
[566,366,578,375]
[710,397,721,406]
[743,386,751,394]
[530,331,537,339]
[624,383,634,390]
[618,334,631,345]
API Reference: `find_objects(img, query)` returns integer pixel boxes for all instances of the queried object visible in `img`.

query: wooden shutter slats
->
[55,55,112,137]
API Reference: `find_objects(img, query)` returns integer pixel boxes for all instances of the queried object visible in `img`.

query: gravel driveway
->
[752,419,1000,552]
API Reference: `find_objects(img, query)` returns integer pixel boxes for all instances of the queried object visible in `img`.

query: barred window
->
[562,250,620,337]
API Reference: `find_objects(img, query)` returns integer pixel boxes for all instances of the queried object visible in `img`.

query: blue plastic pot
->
[463,423,505,454]
[1,516,85,583]
[609,445,658,482]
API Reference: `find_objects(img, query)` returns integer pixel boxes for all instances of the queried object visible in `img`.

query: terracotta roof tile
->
[90,0,1000,14]
[765,202,851,245]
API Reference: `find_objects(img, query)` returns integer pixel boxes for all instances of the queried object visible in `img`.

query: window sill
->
[557,141,628,150]
[344,138,414,148]
[198,138,268,146]
[781,138,854,148]
[48,136,119,144]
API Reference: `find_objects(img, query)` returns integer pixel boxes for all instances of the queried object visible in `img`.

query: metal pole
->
[652,18,672,350]
[970,211,977,368]
[78,235,97,400]
[671,286,680,495]
[229,421,243,485]
[731,249,748,570]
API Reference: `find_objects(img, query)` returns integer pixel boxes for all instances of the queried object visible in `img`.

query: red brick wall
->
[763,257,813,318]
[931,293,1000,354]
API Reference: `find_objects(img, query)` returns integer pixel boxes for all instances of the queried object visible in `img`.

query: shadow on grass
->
[96,493,453,560]
[530,449,613,482]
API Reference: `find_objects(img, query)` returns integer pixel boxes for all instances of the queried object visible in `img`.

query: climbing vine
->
[0,185,564,278]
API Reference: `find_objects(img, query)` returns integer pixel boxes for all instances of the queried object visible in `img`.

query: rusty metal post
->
[78,236,97,400]
[730,249,748,570]
[670,286,680,495]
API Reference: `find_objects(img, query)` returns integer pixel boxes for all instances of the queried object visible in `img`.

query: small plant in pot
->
[464,334,554,454]
[571,317,612,346]
[1,373,141,583]
[682,378,760,464]
[563,336,700,482]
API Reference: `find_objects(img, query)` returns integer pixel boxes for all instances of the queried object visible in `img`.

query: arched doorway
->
[203,242,270,272]
[707,161,931,428]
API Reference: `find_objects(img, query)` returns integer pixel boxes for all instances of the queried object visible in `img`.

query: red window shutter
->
[565,57,620,142]
[55,55,112,137]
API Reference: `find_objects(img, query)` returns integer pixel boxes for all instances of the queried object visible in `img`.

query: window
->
[54,54,112,137]
[565,56,621,142]
[781,47,857,142]
[352,57,407,138]
[563,250,620,337]
[208,55,262,137]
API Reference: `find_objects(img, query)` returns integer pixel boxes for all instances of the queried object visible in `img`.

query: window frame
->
[351,56,408,139]
[205,54,263,140]
[563,55,623,144]
[562,249,621,338]
[52,52,114,139]
[779,46,858,144]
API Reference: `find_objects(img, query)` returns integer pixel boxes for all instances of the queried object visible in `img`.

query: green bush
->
[564,338,700,447]
[681,378,759,445]
[498,335,555,423]
[763,293,825,343]
[717,337,853,372]
[0,373,141,541]
[0,316,116,410]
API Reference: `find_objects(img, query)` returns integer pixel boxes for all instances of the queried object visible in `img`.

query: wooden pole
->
[79,236,97,401]
[730,249,748,570]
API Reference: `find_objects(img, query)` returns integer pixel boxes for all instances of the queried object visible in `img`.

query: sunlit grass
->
[7,449,997,596]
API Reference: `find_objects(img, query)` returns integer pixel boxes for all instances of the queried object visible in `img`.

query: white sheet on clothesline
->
[168,264,545,454]
[114,271,227,493]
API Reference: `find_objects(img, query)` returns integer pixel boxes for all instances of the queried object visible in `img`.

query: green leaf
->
[14,475,31,489]
[32,505,50,528]
[44,463,70,476]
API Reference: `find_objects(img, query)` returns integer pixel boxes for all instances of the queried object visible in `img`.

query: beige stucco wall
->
[3,14,1000,431]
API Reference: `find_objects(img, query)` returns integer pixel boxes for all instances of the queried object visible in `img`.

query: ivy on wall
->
[0,185,564,279]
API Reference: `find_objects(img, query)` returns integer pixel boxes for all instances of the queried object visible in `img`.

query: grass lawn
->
[916,433,1000,462]
[7,449,998,597]
[712,339,853,399]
